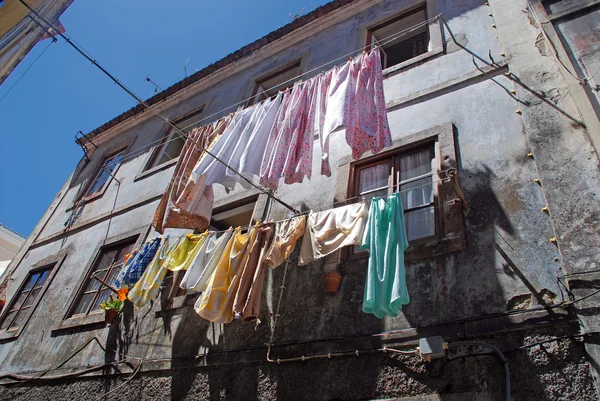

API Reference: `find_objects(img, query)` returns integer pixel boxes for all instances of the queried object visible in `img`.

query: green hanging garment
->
[361,193,410,318]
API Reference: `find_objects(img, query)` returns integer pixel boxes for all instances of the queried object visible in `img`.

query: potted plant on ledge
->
[100,296,124,324]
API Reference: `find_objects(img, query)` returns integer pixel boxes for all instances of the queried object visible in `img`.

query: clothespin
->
[361,195,366,203]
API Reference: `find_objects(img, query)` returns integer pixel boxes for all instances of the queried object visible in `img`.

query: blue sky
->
[0,0,329,237]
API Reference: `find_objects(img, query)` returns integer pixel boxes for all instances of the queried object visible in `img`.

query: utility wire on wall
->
[18,0,300,215]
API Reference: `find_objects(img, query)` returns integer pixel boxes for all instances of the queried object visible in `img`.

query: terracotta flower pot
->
[323,272,342,294]
[105,308,118,324]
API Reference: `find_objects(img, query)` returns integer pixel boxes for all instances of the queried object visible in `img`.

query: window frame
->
[66,236,138,319]
[0,251,66,341]
[348,140,442,257]
[247,60,302,107]
[79,147,127,202]
[339,123,465,263]
[364,0,443,76]
[143,105,205,172]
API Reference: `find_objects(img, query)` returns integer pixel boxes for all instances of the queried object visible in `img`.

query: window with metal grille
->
[145,106,204,170]
[367,4,430,70]
[68,237,137,317]
[0,265,54,332]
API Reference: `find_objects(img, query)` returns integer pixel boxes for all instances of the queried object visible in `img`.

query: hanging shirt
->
[128,237,175,308]
[309,70,333,177]
[361,193,410,318]
[298,202,368,266]
[195,227,253,323]
[226,93,283,185]
[191,107,255,192]
[233,223,273,321]
[168,232,209,271]
[153,116,230,233]
[113,237,162,289]
[264,215,305,269]
[179,229,233,292]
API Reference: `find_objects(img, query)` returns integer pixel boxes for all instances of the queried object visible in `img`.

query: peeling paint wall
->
[1,0,600,400]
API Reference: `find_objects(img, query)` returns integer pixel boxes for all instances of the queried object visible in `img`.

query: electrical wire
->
[0,39,54,105]
[448,341,510,401]
[18,0,300,215]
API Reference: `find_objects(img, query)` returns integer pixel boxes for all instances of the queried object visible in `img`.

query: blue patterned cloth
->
[113,237,162,288]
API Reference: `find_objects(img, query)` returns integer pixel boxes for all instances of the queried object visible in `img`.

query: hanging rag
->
[264,215,305,269]
[233,223,273,321]
[361,193,410,318]
[298,202,368,266]
[179,229,233,292]
[195,227,253,323]
[152,116,230,233]
[168,232,209,271]
[128,237,175,307]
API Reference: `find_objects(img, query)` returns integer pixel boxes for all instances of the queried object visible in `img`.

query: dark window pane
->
[93,249,119,273]
[93,289,113,311]
[72,293,95,316]
[405,206,435,240]
[23,274,39,292]
[23,288,41,308]
[10,309,30,330]
[12,291,29,310]
[0,311,16,330]
[36,270,50,287]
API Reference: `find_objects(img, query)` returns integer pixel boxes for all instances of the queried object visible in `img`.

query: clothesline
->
[101,170,455,274]
[99,14,441,168]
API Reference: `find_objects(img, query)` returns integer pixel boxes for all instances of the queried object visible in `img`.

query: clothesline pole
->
[19,0,301,217]
[90,272,120,295]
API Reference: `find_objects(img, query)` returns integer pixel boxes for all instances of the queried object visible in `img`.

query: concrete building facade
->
[0,224,25,298]
[1,0,600,400]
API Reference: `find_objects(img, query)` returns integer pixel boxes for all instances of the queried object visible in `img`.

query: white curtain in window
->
[399,150,435,240]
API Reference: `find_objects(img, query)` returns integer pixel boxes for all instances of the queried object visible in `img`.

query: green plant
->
[99,296,124,314]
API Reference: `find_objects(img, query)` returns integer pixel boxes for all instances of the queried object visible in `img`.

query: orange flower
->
[117,288,129,301]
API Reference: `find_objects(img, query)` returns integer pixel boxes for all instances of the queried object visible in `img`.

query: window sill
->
[0,327,22,342]
[155,292,200,316]
[51,311,106,334]
[382,47,444,76]
[134,158,178,182]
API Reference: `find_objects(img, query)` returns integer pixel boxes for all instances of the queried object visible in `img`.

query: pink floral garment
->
[283,78,316,185]
[350,47,392,159]
[259,89,293,190]
[260,80,316,189]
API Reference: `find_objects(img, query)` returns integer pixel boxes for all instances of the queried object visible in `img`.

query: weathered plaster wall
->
[1,0,600,400]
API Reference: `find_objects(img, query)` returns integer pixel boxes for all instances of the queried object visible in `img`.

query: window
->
[352,144,437,242]
[248,61,301,106]
[0,265,54,332]
[367,4,430,70]
[83,148,126,199]
[146,106,204,170]
[68,237,137,318]
[210,195,259,231]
